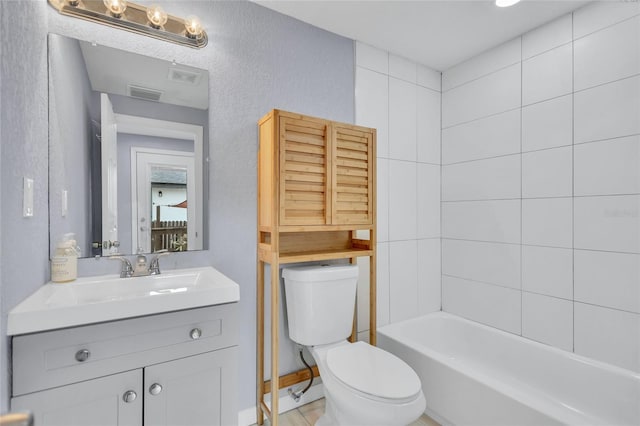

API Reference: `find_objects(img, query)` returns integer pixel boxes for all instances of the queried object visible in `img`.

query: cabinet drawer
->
[13,303,237,396]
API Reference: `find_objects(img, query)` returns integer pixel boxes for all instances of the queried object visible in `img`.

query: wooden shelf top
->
[277,248,373,264]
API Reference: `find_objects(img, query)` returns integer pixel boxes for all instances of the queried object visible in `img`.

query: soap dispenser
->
[51,233,81,283]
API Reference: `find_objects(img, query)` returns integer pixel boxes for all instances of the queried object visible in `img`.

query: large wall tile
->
[522,292,573,351]
[522,245,573,300]
[376,242,391,327]
[355,67,389,158]
[389,240,418,322]
[573,1,640,39]
[575,303,640,372]
[575,249,640,314]
[523,44,573,105]
[442,239,520,289]
[442,38,521,91]
[522,146,572,198]
[417,86,441,164]
[355,41,388,74]
[442,199,520,244]
[418,238,441,314]
[522,198,573,248]
[388,160,417,241]
[442,276,521,334]
[574,75,640,144]
[390,54,417,83]
[376,158,389,242]
[522,94,572,152]
[389,77,417,161]
[442,109,520,164]
[574,195,640,254]
[523,14,572,59]
[417,163,440,239]
[574,135,640,196]
[442,63,521,128]
[574,16,640,91]
[417,64,441,92]
[442,155,520,201]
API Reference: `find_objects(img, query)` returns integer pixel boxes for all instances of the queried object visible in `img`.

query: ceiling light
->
[495,0,521,7]
[147,5,168,29]
[184,15,204,39]
[103,0,127,17]
[48,0,208,49]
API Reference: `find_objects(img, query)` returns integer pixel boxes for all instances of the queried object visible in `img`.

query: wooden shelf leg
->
[270,259,280,426]
[369,229,377,346]
[256,260,265,425]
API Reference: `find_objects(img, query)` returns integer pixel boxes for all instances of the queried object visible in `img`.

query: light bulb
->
[184,15,203,39]
[495,0,520,7]
[103,0,127,17]
[147,5,168,29]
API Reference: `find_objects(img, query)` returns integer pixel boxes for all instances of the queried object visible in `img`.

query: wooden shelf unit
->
[256,110,377,426]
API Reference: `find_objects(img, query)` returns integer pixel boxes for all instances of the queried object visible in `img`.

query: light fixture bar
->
[48,0,207,49]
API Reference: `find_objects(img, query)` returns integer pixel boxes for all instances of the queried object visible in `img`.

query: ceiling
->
[79,40,209,110]
[255,0,589,71]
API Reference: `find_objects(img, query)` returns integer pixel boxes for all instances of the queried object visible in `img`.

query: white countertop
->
[7,266,240,335]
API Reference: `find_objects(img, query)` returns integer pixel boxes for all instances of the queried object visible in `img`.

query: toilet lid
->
[326,342,422,400]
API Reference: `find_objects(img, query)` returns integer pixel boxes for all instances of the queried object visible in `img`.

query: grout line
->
[572,11,640,42]
[519,34,524,337]
[571,11,576,354]
[440,70,444,313]
[573,72,640,95]
[441,193,640,203]
[442,60,521,94]
[441,106,521,131]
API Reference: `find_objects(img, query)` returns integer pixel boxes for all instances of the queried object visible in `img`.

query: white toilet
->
[283,264,426,426]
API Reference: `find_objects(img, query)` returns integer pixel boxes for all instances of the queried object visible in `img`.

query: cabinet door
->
[331,125,375,225]
[279,116,331,226]
[11,370,142,426]
[144,347,237,426]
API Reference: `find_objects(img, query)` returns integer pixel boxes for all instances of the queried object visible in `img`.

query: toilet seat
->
[326,341,422,402]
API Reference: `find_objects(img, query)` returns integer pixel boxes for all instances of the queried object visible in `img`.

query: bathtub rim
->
[378,311,640,426]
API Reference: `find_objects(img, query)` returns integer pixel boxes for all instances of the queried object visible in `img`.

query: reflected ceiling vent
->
[127,84,163,102]
[168,68,202,85]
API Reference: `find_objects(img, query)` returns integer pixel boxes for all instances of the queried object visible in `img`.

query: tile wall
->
[441,2,639,372]
[354,42,442,338]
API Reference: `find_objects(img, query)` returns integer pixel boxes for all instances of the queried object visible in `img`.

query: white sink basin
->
[7,267,240,335]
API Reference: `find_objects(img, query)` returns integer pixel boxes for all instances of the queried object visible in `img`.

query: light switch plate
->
[23,177,34,218]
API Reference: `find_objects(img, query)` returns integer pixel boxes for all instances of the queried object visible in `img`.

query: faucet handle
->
[109,256,134,278]
[149,250,170,275]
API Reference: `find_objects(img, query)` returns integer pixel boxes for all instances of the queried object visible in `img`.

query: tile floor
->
[252,398,440,426]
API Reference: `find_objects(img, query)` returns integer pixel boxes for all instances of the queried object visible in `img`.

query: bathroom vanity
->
[8,267,239,426]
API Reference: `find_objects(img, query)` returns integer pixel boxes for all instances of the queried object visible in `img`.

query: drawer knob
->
[123,390,137,403]
[149,383,163,395]
[190,328,202,340]
[75,349,90,362]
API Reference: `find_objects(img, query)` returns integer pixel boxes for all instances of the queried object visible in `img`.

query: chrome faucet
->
[110,256,134,278]
[110,251,170,278]
[149,250,170,275]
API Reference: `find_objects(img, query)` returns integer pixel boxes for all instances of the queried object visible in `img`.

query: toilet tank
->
[283,265,358,346]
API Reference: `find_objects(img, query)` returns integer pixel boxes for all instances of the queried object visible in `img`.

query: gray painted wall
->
[48,34,93,258]
[0,0,354,413]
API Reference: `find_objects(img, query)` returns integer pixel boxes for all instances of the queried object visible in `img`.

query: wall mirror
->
[48,33,209,258]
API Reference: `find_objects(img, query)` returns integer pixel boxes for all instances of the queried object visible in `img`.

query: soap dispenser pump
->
[51,233,81,283]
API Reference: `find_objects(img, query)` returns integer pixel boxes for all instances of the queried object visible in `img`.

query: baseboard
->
[237,383,324,426]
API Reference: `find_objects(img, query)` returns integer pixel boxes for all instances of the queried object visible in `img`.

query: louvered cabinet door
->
[279,116,331,226]
[331,125,375,225]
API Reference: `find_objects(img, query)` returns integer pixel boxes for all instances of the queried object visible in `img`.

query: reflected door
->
[100,93,119,256]
[132,149,197,253]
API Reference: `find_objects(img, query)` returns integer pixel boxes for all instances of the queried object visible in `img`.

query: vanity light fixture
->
[48,0,207,49]
[495,0,521,7]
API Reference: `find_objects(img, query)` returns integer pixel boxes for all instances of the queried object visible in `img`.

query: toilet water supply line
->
[288,347,315,402]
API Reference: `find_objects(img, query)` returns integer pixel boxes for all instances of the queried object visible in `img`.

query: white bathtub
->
[378,312,640,426]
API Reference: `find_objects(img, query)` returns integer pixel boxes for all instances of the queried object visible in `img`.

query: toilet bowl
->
[310,341,426,426]
[282,265,426,426]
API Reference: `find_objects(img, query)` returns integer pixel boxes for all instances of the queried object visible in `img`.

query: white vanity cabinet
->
[11,303,238,426]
